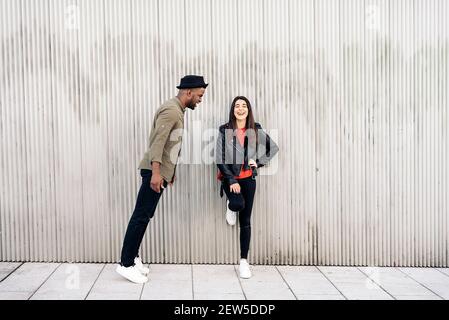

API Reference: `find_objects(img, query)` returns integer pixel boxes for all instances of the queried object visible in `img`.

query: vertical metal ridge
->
[440,0,448,268]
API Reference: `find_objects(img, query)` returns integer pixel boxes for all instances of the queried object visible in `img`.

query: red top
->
[235,128,253,179]
[217,128,253,181]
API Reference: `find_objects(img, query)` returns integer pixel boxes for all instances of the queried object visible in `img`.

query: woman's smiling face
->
[234,99,249,121]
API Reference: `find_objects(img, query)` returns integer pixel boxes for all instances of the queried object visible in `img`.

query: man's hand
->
[230,183,241,194]
[150,161,165,193]
[150,172,165,193]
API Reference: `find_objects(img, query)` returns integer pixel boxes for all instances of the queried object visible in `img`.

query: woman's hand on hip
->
[249,159,258,168]
[230,183,241,194]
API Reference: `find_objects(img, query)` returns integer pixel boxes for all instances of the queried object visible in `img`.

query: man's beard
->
[186,101,197,110]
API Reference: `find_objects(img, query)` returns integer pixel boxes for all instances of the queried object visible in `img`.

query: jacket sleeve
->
[255,124,279,168]
[148,108,178,164]
[216,128,238,185]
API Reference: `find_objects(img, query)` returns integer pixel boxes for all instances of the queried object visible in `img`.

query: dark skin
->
[150,87,206,193]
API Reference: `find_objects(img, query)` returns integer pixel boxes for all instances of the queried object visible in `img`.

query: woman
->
[216,96,279,278]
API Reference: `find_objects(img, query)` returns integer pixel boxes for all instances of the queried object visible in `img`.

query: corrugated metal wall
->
[0,0,448,266]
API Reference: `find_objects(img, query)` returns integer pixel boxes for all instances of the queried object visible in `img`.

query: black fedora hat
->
[176,75,208,89]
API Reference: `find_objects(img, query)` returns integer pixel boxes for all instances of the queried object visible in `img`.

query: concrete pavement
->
[0,262,448,300]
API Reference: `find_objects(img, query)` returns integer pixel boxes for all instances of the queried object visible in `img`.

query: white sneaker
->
[134,257,150,275]
[116,265,148,284]
[226,200,237,226]
[239,259,252,279]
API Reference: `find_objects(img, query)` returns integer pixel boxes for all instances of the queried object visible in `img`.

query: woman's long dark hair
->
[227,96,258,145]
[228,96,256,130]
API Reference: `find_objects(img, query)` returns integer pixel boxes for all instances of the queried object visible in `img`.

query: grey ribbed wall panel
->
[0,0,448,266]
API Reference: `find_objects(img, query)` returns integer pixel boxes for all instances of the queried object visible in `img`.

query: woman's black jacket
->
[216,122,279,188]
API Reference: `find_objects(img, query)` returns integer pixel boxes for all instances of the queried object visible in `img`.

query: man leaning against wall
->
[116,75,208,284]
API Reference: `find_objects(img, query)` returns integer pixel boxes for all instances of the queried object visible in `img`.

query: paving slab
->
[86,264,143,300]
[358,267,438,298]
[141,264,192,300]
[146,264,192,281]
[395,295,442,300]
[399,268,449,299]
[238,266,295,300]
[0,263,60,299]
[0,262,22,282]
[192,265,244,300]
[0,291,32,300]
[436,268,449,277]
[194,292,246,300]
[277,266,344,298]
[30,263,105,300]
[296,294,346,300]
[318,267,394,300]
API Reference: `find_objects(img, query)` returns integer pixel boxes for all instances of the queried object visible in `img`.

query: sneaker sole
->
[138,269,150,275]
[116,269,148,284]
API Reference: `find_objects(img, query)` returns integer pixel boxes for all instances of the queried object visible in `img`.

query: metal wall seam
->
[441,0,449,268]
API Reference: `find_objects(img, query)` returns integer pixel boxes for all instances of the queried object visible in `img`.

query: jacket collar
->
[173,97,186,114]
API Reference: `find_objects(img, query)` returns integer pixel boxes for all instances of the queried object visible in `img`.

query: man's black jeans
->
[120,169,167,267]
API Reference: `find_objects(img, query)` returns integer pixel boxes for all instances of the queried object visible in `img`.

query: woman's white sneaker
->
[134,257,150,275]
[226,200,237,226]
[116,265,148,284]
[239,259,252,279]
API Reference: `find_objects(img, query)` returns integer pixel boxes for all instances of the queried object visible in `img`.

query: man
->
[116,75,208,283]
